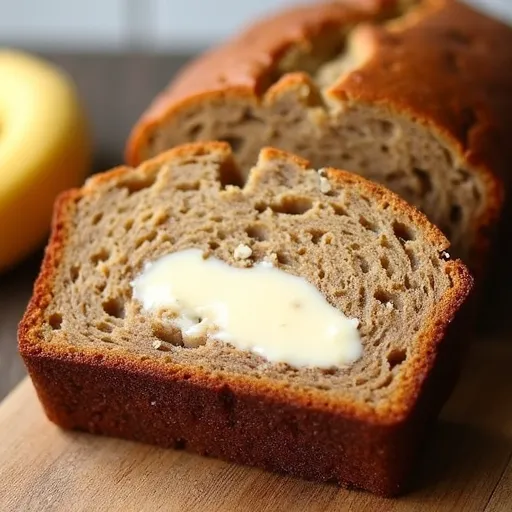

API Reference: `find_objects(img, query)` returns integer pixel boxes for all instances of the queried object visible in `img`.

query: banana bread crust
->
[126,0,512,268]
[19,143,472,496]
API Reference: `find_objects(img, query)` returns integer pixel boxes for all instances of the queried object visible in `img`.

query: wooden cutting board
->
[1,341,511,512]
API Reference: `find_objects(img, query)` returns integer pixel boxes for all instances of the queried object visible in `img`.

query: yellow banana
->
[0,50,91,272]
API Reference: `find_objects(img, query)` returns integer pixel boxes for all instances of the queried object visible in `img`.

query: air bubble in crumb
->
[234,244,252,260]
[319,177,331,194]
[152,340,163,349]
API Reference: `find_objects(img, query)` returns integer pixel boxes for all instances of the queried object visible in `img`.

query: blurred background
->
[0,0,511,52]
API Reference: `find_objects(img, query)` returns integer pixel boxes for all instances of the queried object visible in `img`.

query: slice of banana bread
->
[19,142,472,496]
[126,0,512,270]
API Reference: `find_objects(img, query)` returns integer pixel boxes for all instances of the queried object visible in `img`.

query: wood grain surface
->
[1,341,511,511]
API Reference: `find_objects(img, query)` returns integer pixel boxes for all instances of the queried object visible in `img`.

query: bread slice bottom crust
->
[22,311,469,497]
[19,142,472,496]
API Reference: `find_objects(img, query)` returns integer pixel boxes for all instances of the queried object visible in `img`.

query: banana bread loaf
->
[19,142,472,496]
[126,0,512,270]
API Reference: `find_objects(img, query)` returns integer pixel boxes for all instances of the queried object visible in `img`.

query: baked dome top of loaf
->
[19,142,472,423]
[126,0,512,269]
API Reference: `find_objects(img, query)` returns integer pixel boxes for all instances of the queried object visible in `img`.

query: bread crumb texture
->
[27,143,471,412]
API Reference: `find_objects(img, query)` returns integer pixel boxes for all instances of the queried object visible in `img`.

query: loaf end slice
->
[19,142,472,496]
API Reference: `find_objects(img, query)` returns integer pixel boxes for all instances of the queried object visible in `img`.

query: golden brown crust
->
[125,1,397,165]
[19,142,473,495]
[127,0,512,180]
[125,0,512,270]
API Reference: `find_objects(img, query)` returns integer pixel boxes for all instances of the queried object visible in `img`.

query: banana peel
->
[0,50,91,272]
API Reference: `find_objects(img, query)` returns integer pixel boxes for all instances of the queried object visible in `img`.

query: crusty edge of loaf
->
[18,141,473,428]
[124,0,510,268]
[124,1,396,166]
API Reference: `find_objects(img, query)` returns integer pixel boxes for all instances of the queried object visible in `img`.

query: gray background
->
[0,0,510,52]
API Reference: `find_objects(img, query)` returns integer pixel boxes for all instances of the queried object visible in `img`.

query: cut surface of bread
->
[126,0,512,269]
[19,142,472,495]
